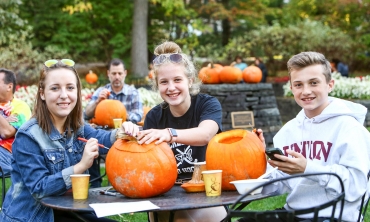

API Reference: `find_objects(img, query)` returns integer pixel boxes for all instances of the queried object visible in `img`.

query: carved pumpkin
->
[198,63,223,84]
[219,66,243,84]
[205,129,267,190]
[242,66,262,83]
[85,70,98,84]
[90,99,127,128]
[106,137,178,198]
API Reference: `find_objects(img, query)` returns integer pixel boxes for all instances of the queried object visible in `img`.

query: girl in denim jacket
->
[0,60,116,222]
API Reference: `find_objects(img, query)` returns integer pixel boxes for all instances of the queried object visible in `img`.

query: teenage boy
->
[248,52,370,222]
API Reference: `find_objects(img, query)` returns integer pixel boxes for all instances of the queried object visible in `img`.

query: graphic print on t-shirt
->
[175,145,193,166]
[170,142,201,179]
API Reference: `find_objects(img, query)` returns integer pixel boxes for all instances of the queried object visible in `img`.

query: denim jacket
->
[0,118,116,222]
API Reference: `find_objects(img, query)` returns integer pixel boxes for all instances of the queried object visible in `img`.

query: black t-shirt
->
[144,94,222,180]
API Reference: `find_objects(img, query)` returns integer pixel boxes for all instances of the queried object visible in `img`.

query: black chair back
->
[223,172,345,222]
[357,170,370,222]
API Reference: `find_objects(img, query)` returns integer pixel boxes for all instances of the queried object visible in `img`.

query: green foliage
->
[20,0,133,63]
[219,20,356,74]
[0,0,70,85]
[0,0,31,46]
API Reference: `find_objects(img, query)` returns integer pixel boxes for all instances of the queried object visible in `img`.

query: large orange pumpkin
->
[85,70,98,84]
[198,63,223,84]
[90,99,127,128]
[242,66,262,83]
[219,66,243,84]
[106,138,178,198]
[205,129,266,190]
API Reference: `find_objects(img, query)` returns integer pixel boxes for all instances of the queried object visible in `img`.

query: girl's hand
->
[121,121,140,137]
[136,129,172,145]
[74,138,99,174]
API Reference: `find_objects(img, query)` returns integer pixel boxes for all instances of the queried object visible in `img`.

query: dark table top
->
[40,185,275,213]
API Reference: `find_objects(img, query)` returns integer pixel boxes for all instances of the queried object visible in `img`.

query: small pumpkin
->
[148,70,155,79]
[106,136,178,198]
[242,66,262,83]
[198,63,223,84]
[90,99,127,128]
[85,70,98,84]
[219,66,243,84]
[205,129,266,190]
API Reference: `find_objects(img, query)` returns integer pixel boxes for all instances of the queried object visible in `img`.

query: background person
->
[247,52,370,222]
[254,57,268,83]
[0,68,31,176]
[0,59,117,222]
[122,41,226,221]
[230,55,248,71]
[84,58,143,187]
[84,58,143,124]
[331,58,349,77]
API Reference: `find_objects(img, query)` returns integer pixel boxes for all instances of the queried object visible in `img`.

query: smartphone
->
[265,148,284,162]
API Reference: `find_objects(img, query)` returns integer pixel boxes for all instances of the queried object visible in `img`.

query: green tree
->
[0,0,69,85]
[131,0,148,78]
[20,0,133,63]
[221,20,356,74]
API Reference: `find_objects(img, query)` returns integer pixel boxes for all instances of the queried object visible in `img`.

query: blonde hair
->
[152,41,202,95]
[287,52,332,83]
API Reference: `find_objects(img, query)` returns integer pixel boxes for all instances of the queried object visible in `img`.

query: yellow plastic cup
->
[113,118,123,129]
[70,174,90,199]
[202,170,222,196]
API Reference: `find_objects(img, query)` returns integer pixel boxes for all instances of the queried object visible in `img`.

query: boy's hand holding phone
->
[265,148,284,162]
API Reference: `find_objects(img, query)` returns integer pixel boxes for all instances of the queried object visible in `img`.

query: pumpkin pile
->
[90,99,127,128]
[106,134,177,198]
[205,129,266,190]
[198,64,263,84]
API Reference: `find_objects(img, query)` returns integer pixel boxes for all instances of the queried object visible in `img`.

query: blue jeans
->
[0,147,12,176]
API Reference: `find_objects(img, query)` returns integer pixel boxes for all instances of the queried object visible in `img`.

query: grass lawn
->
[1,168,369,221]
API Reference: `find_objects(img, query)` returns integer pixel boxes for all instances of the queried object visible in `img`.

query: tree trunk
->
[131,0,148,78]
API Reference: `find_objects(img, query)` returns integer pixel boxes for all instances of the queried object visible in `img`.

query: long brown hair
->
[34,61,83,137]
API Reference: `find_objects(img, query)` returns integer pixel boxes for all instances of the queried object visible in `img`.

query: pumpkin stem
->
[115,129,138,142]
[207,62,215,69]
